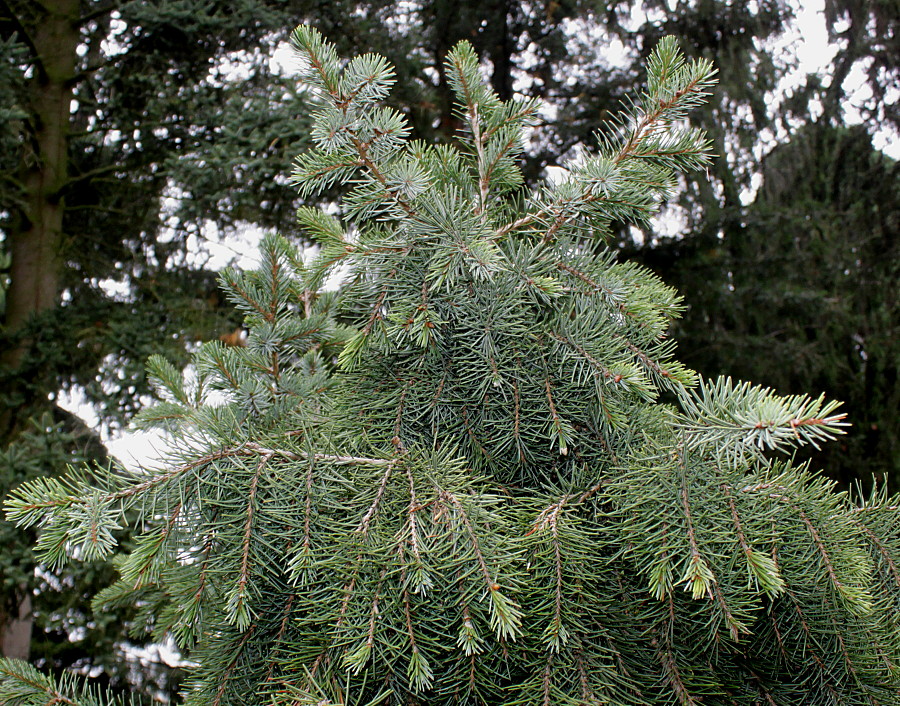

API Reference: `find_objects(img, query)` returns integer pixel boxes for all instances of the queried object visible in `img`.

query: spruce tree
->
[4,26,900,705]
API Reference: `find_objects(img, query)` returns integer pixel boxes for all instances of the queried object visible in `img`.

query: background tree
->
[622,0,899,491]
[641,123,899,489]
[4,28,900,705]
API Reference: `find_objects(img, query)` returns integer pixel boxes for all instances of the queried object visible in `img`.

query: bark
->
[0,591,31,660]
[1,0,80,660]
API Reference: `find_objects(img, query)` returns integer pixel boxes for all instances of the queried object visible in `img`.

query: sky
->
[61,0,897,471]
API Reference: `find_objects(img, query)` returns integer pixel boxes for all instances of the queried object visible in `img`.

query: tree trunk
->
[0,591,31,660]
[1,0,80,660]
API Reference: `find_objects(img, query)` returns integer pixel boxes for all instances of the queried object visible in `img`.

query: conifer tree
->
[4,26,900,705]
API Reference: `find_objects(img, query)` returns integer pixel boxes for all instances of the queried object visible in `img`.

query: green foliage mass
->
[5,27,900,705]
[3,0,893,699]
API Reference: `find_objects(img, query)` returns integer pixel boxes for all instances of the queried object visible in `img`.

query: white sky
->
[63,0,897,470]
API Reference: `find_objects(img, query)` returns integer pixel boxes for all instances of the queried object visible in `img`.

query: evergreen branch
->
[613,332,675,380]
[827,606,859,683]
[405,467,423,569]
[482,133,522,196]
[575,648,595,703]
[782,592,842,700]
[493,46,714,244]
[265,593,296,685]
[494,210,542,240]
[591,421,622,469]
[290,26,341,98]
[529,494,570,537]
[606,628,634,692]
[470,104,490,215]
[481,102,541,141]
[291,154,363,194]
[429,366,448,409]
[797,506,860,609]
[120,446,251,500]
[456,595,483,657]
[268,262,283,382]
[340,53,396,105]
[357,461,399,535]
[439,489,522,639]
[466,653,478,693]
[613,72,709,168]
[529,482,608,553]
[555,260,633,322]
[723,483,753,561]
[394,379,413,443]
[721,483,784,595]
[365,570,387,661]
[850,517,900,590]
[121,501,183,589]
[235,453,269,621]
[343,567,388,675]
[852,503,900,513]
[658,596,699,706]
[346,132,419,219]
[244,442,395,467]
[677,448,716,600]
[512,377,525,464]
[440,490,495,590]
[577,478,607,505]
[767,605,791,664]
[192,531,216,610]
[448,48,479,115]
[864,624,899,677]
[0,658,81,706]
[303,459,314,555]
[445,43,495,202]
[461,406,492,460]
[221,270,275,322]
[5,448,246,526]
[746,668,779,706]
[743,480,872,611]
[549,330,616,381]
[401,561,432,690]
[207,346,242,389]
[212,627,256,706]
[549,517,566,650]
[6,439,397,553]
[678,377,849,454]
[711,580,744,641]
[541,652,554,706]
[332,568,361,641]
[544,375,569,456]
[362,278,397,337]
[493,169,669,244]
[304,452,394,466]
[649,521,675,601]
[59,160,130,192]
